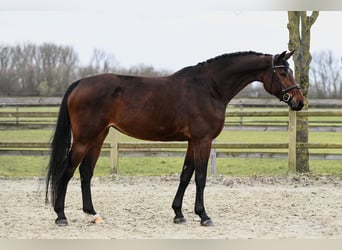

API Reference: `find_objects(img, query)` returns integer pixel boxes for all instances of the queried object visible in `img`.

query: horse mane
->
[173,51,270,76]
[197,51,269,67]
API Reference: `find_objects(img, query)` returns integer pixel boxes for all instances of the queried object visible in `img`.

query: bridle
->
[271,55,301,103]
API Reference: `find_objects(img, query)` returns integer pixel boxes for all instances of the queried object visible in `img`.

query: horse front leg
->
[172,142,195,223]
[193,139,213,226]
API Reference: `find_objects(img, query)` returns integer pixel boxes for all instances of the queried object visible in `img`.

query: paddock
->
[1,175,341,239]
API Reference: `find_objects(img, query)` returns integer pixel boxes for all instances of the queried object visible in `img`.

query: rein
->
[270,55,301,103]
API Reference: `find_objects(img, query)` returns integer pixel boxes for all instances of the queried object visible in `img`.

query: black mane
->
[197,51,268,67]
[173,51,271,76]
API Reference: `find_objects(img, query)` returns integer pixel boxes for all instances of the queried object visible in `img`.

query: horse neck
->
[208,55,270,104]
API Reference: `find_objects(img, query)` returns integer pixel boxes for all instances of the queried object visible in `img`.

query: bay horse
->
[46,50,304,227]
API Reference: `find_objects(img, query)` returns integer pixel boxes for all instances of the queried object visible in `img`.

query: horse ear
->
[275,51,287,63]
[285,50,295,60]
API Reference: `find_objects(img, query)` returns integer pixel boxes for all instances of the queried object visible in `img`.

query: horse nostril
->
[298,100,304,109]
[294,100,304,111]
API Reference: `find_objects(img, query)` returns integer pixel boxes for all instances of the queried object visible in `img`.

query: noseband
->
[271,55,301,103]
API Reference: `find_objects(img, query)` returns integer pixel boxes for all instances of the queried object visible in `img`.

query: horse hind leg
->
[79,128,109,224]
[54,142,91,226]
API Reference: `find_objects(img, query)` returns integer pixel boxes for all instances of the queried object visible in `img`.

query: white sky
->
[1,1,341,71]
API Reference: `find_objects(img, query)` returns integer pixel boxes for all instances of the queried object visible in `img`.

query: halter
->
[271,55,301,103]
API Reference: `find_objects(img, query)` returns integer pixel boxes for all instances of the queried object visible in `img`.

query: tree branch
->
[308,11,319,27]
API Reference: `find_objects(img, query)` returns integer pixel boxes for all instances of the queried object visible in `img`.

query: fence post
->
[16,105,19,127]
[210,140,217,175]
[239,104,243,126]
[109,127,119,174]
[288,109,297,174]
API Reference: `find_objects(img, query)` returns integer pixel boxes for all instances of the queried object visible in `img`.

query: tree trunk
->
[287,11,319,173]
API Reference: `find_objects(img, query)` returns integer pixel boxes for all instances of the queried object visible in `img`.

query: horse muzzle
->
[288,98,304,111]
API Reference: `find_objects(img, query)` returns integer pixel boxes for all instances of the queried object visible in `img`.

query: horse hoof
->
[92,214,104,224]
[174,217,186,224]
[55,219,68,226]
[201,219,214,227]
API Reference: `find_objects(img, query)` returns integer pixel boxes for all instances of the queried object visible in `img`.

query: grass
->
[1,155,341,177]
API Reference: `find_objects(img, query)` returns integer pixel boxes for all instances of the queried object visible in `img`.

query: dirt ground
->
[1,174,342,239]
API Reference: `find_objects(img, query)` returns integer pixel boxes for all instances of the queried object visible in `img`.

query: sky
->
[1,1,341,72]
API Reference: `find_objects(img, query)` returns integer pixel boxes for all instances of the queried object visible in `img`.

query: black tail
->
[46,81,79,205]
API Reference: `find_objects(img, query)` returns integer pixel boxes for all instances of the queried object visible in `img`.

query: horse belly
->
[111,113,190,141]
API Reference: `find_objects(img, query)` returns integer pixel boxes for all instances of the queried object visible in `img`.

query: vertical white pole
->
[288,109,297,174]
[109,127,119,174]
[210,140,217,175]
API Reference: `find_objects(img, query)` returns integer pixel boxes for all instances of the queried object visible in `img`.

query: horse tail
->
[45,80,79,205]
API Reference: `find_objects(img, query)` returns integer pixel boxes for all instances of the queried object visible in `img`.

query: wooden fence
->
[0,99,341,174]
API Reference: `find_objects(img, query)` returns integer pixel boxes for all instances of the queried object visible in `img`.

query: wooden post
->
[109,127,119,174]
[16,105,19,127]
[210,140,217,175]
[288,109,297,174]
[239,104,243,126]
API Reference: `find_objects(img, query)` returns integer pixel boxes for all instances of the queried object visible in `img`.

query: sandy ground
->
[0,174,342,239]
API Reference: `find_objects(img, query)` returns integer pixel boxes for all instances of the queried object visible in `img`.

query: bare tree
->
[0,45,15,94]
[33,43,79,95]
[310,50,342,98]
[0,43,170,96]
[123,63,171,77]
[78,48,119,77]
[11,44,37,94]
